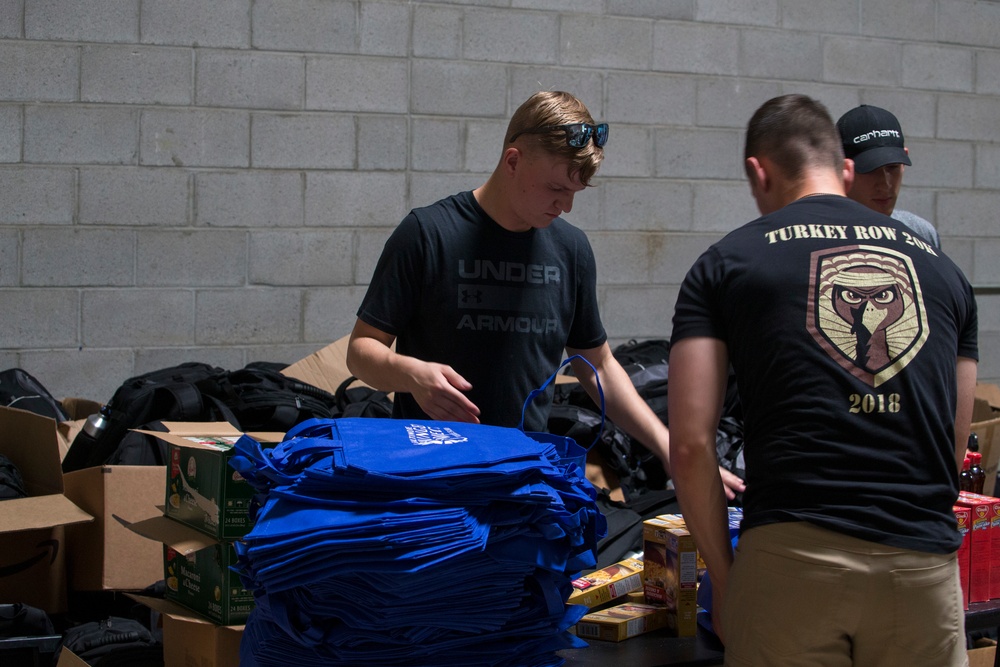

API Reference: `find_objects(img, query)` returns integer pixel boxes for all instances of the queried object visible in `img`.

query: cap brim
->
[851,146,912,173]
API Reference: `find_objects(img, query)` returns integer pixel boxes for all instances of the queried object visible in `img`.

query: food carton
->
[642,517,697,636]
[955,505,972,610]
[574,602,670,642]
[126,514,253,625]
[567,557,644,609]
[957,491,993,603]
[138,423,282,540]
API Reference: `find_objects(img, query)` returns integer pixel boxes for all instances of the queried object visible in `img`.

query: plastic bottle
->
[968,432,980,453]
[970,452,986,495]
[961,457,973,493]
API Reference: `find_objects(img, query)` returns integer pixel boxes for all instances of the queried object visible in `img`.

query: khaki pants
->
[722,521,968,667]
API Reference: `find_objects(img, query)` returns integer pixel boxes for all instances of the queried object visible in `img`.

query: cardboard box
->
[972,383,1000,497]
[956,505,972,610]
[63,465,166,591]
[642,517,698,636]
[0,407,93,613]
[957,492,993,603]
[141,423,282,540]
[129,594,244,667]
[969,645,998,667]
[56,648,90,667]
[126,514,253,625]
[574,602,670,642]
[567,557,644,609]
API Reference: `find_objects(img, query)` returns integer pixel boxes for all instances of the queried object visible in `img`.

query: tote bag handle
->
[518,354,605,452]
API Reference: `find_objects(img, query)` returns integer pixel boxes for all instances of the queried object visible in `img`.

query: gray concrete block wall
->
[0,0,998,401]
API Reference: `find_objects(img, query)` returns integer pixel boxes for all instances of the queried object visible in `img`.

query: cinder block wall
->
[1,0,998,401]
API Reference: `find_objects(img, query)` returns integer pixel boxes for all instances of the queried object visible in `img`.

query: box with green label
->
[126,514,253,625]
[139,423,283,540]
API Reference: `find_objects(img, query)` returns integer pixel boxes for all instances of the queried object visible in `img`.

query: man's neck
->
[473,178,522,232]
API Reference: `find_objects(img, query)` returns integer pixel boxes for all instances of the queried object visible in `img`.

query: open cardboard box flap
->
[0,494,92,533]
[280,333,578,394]
[123,513,221,555]
[134,422,285,451]
[281,334,364,396]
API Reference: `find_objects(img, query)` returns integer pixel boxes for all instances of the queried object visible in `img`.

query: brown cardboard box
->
[63,465,166,591]
[56,648,90,667]
[129,594,243,667]
[126,514,254,625]
[280,333,577,397]
[969,645,997,667]
[280,333,372,395]
[0,407,93,613]
[972,383,1000,496]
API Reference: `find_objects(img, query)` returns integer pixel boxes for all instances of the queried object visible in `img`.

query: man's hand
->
[409,362,481,423]
[719,467,746,501]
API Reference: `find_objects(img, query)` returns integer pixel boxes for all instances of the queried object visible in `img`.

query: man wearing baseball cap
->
[836,104,941,249]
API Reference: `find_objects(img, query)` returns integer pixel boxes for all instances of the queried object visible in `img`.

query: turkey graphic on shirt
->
[807,247,928,388]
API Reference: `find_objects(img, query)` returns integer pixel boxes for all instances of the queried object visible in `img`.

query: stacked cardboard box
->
[0,407,94,613]
[127,423,283,626]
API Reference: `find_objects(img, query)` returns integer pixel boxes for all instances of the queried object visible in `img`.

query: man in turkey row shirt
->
[345,90,746,499]
[668,93,977,666]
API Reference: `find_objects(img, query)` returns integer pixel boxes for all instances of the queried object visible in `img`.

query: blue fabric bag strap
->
[518,354,605,452]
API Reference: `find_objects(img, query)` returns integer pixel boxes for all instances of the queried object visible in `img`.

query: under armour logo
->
[461,289,483,304]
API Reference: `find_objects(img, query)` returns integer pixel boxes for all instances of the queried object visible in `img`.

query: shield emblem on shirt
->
[806,245,928,388]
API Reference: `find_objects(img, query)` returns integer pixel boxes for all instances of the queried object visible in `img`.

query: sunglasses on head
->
[509,122,609,148]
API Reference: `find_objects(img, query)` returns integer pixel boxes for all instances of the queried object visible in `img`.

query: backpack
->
[334,376,393,419]
[610,338,671,367]
[0,368,69,421]
[62,362,340,473]
[0,454,28,500]
[58,617,160,665]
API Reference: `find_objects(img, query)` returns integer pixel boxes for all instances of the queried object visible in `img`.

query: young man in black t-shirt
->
[669,94,977,666]
[347,90,746,499]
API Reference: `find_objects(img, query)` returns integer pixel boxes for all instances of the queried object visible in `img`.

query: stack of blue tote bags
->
[229,397,606,667]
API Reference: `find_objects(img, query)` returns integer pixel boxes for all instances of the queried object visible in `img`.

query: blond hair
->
[505,91,604,186]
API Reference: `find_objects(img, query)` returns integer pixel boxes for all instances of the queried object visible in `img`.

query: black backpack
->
[59,617,161,666]
[0,454,28,500]
[62,362,340,473]
[0,368,69,421]
[334,376,392,419]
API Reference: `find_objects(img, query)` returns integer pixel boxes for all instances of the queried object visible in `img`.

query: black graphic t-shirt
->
[358,190,607,430]
[672,195,978,554]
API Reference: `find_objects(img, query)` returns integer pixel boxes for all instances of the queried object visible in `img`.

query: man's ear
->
[501,146,522,176]
[842,157,855,193]
[745,157,768,193]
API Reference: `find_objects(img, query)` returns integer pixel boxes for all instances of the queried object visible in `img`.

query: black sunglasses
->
[509,122,609,148]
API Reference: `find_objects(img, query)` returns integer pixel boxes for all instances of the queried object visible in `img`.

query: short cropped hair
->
[744,94,844,182]
[505,91,604,186]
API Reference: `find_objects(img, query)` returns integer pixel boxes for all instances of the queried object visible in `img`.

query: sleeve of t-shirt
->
[356,213,424,336]
[671,247,728,344]
[957,278,979,361]
[566,230,608,350]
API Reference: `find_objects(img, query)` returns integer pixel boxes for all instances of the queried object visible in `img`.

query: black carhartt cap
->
[836,105,912,174]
